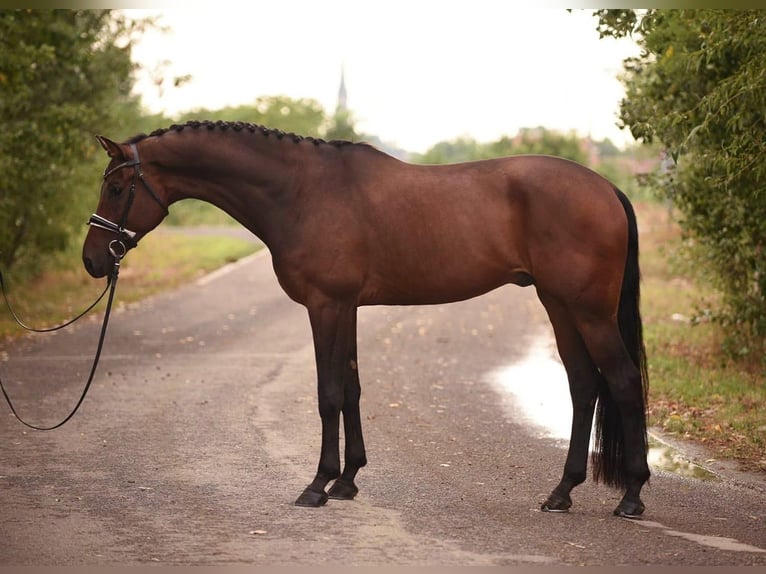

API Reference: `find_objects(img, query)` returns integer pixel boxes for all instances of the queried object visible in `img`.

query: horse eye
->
[108,184,122,197]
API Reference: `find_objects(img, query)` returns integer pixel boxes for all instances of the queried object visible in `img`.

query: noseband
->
[88,142,168,258]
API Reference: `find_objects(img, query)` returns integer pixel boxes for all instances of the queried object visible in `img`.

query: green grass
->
[1,230,260,340]
[635,201,766,471]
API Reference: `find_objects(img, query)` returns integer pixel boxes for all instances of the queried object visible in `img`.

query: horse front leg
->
[328,337,367,500]
[295,301,359,507]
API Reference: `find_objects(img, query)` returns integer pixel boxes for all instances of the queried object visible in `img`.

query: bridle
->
[88,142,168,260]
[0,142,168,431]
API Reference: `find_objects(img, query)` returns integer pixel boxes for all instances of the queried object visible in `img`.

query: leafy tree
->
[418,136,486,164]
[416,127,589,166]
[325,108,360,142]
[487,127,588,164]
[176,95,327,138]
[0,9,147,272]
[597,10,766,356]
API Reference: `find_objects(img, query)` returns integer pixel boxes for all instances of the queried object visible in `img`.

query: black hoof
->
[328,479,359,500]
[294,487,328,507]
[541,491,572,513]
[614,498,645,519]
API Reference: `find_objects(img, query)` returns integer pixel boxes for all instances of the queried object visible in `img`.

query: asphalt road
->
[1,248,765,566]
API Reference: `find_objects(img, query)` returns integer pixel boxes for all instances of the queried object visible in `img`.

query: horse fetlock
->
[624,460,651,485]
[315,466,341,485]
[563,471,587,487]
[344,454,367,470]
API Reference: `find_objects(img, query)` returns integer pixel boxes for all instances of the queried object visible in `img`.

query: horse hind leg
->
[538,292,602,513]
[574,314,650,518]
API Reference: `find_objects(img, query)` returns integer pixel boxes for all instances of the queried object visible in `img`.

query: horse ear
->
[95,135,124,159]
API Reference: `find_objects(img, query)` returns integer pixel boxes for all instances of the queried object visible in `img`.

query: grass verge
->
[1,230,260,341]
[636,201,766,472]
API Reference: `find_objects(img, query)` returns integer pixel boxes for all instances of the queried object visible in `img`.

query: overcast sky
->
[127,4,641,153]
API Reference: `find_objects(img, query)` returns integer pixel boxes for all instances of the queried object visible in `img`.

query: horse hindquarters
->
[540,187,649,517]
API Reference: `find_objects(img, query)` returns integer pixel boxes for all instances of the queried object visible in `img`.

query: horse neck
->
[149,132,306,248]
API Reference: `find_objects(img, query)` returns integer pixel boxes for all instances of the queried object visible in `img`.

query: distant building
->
[336,66,348,114]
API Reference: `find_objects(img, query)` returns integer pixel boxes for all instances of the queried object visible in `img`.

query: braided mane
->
[125,119,366,149]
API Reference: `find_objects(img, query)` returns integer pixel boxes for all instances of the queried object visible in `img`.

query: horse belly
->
[359,240,525,306]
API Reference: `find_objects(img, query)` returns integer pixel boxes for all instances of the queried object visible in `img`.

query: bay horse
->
[82,120,650,518]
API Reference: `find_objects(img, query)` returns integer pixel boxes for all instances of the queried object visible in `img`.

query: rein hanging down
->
[0,255,121,431]
[0,142,159,430]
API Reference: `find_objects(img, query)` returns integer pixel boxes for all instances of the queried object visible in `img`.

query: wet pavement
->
[489,333,719,481]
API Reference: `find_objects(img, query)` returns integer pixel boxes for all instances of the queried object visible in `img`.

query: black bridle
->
[0,142,167,430]
[88,142,168,258]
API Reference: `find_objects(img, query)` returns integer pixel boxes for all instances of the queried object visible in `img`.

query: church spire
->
[336,66,348,114]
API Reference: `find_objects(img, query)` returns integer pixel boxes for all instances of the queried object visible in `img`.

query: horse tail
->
[591,187,649,488]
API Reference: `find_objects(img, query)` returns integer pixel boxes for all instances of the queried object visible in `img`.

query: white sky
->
[127,4,641,153]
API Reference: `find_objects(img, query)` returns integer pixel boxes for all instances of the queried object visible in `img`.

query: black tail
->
[592,187,649,488]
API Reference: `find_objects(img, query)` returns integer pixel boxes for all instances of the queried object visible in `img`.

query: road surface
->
[1,248,765,566]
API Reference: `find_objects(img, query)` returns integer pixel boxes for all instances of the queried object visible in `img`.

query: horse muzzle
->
[82,214,137,278]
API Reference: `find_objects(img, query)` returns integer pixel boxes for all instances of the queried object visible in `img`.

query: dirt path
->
[1,251,764,565]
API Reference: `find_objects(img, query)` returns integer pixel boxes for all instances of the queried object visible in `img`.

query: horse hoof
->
[614,499,645,519]
[541,492,572,513]
[294,487,329,507]
[328,479,359,500]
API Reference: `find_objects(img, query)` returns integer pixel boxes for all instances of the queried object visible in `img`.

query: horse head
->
[82,136,169,278]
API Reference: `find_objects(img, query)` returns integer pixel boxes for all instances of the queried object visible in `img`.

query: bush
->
[598,9,766,360]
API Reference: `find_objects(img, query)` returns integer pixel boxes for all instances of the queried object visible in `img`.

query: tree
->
[177,95,328,138]
[416,127,589,166]
[597,10,766,356]
[0,9,147,272]
[418,137,486,164]
[487,127,588,164]
[324,108,360,142]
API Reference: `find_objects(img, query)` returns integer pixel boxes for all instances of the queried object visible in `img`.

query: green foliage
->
[414,127,590,166]
[597,10,766,358]
[325,108,360,142]
[0,9,148,273]
[490,128,589,164]
[175,95,328,138]
[417,136,487,164]
[178,94,364,143]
